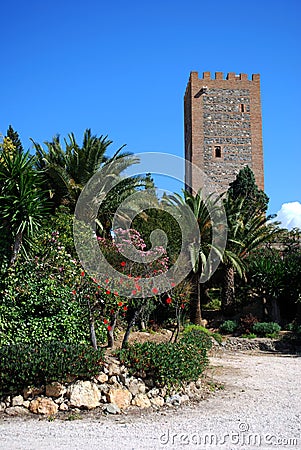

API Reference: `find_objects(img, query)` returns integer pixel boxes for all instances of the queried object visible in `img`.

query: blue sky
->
[1,0,300,221]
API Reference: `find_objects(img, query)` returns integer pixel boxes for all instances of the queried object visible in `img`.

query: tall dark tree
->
[228,166,269,215]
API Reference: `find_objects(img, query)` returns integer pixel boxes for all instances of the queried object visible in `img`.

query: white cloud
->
[275,202,301,230]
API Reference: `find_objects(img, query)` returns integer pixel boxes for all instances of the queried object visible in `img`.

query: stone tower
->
[184,71,264,193]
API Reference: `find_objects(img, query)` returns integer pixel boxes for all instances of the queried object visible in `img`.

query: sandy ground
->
[0,351,300,450]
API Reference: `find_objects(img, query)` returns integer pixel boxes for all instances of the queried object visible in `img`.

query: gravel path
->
[0,352,300,450]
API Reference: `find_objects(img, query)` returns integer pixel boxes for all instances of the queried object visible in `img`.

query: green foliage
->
[241,333,257,339]
[219,320,238,334]
[0,148,49,265]
[0,342,104,396]
[228,165,269,214]
[0,219,106,346]
[180,327,212,352]
[183,324,222,344]
[116,339,209,388]
[252,322,281,337]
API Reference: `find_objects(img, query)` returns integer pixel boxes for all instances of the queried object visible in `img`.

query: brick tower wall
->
[184,71,264,193]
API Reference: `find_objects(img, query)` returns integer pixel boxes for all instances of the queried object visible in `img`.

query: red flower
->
[171,282,176,287]
[123,306,128,311]
[103,319,109,324]
[107,325,112,331]
[81,271,85,277]
[71,290,76,295]
[166,297,172,304]
[120,261,126,267]
[114,291,119,296]
[118,301,123,307]
[132,289,137,295]
[152,287,158,295]
[106,290,111,295]
[105,278,109,283]
[181,303,185,309]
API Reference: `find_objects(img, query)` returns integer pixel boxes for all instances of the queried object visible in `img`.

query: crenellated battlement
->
[190,71,260,82]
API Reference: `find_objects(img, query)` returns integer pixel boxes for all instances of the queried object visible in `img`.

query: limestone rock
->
[103,403,121,415]
[128,380,146,396]
[5,406,30,416]
[29,397,58,415]
[106,387,132,410]
[0,402,7,411]
[131,393,151,408]
[68,381,101,410]
[46,382,66,398]
[95,372,108,383]
[150,396,164,408]
[12,395,24,407]
[59,402,69,411]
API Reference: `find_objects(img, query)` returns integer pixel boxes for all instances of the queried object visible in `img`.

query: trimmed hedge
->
[0,342,104,396]
[116,329,211,388]
[252,322,281,337]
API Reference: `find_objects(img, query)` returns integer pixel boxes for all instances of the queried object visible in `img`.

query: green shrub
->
[0,342,104,397]
[241,333,257,339]
[116,340,209,388]
[181,326,213,352]
[252,322,281,337]
[219,320,238,335]
[183,324,222,344]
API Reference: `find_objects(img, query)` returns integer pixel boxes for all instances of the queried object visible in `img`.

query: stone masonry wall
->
[184,72,264,193]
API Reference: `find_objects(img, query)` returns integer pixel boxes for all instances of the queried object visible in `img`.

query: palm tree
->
[221,196,278,316]
[164,190,225,325]
[0,149,48,266]
[32,129,145,235]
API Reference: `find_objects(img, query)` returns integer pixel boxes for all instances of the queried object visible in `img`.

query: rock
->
[59,403,69,411]
[181,394,190,403]
[103,403,121,415]
[29,397,58,415]
[95,372,108,384]
[108,363,121,377]
[150,396,164,408]
[23,386,44,400]
[166,394,181,406]
[12,395,24,407]
[46,382,66,398]
[106,387,132,410]
[118,373,129,386]
[4,396,11,407]
[0,402,7,411]
[109,376,118,385]
[98,384,110,395]
[131,393,151,408]
[5,406,30,416]
[68,381,101,410]
[23,401,30,409]
[147,388,160,398]
[54,396,65,404]
[128,380,146,396]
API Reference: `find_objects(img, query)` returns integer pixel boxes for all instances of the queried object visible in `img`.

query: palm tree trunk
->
[221,265,235,316]
[87,298,97,350]
[10,230,23,266]
[190,271,202,325]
